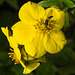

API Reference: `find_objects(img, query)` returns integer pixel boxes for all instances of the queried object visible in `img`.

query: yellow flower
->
[11,1,67,58]
[1,27,47,74]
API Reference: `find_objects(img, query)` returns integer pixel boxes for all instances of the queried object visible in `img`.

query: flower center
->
[34,16,53,31]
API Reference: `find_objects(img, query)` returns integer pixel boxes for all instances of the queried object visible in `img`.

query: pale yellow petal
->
[23,61,40,74]
[25,32,47,58]
[19,1,45,25]
[44,30,67,54]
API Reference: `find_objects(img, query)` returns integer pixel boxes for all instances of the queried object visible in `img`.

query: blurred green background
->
[0,0,75,75]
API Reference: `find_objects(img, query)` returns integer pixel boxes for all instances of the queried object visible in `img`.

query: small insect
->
[45,16,53,26]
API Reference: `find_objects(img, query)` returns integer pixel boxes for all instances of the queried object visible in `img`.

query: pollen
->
[8,48,19,64]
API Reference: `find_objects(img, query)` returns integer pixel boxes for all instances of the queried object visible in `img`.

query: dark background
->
[0,0,75,75]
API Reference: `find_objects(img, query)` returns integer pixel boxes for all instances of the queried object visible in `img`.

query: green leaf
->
[0,0,4,6]
[71,8,75,15]
[51,5,60,9]
[63,0,75,8]
[38,0,59,7]
[58,0,63,2]
[64,10,69,29]
[6,0,19,10]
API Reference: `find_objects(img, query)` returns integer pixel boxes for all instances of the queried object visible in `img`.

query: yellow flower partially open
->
[11,1,67,58]
[1,27,43,74]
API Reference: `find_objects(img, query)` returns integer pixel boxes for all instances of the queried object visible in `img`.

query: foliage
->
[0,0,75,75]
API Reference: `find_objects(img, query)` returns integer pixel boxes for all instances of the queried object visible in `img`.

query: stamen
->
[34,18,52,31]
[8,49,19,64]
[34,25,37,29]
[8,53,14,54]
[14,59,19,65]
[10,48,13,51]
[37,19,41,24]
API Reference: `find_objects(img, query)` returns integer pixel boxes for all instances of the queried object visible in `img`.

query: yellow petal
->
[8,36,18,48]
[1,27,18,48]
[45,7,60,21]
[19,1,45,25]
[14,47,21,60]
[12,21,47,57]
[1,27,9,38]
[44,30,67,54]
[23,61,40,74]
[9,37,26,68]
[25,32,47,58]
[45,7,65,29]
[8,37,21,60]
[51,9,65,30]
[1,27,21,60]
[12,21,36,45]
[7,37,21,60]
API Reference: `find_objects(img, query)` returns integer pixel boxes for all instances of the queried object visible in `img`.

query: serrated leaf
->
[0,0,4,6]
[38,0,59,7]
[63,0,75,8]
[6,0,19,10]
